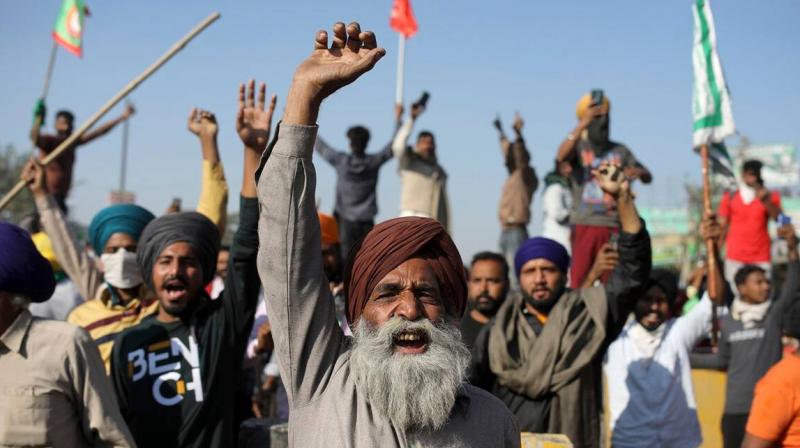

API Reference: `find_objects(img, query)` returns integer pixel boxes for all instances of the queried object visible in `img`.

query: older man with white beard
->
[256,22,519,447]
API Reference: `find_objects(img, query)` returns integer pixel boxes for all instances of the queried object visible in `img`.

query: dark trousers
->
[336,216,374,258]
[722,413,748,448]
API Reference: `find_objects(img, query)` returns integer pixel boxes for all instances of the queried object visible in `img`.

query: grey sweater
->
[702,261,800,414]
[256,123,519,447]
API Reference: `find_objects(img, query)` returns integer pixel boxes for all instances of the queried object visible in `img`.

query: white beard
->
[349,316,471,432]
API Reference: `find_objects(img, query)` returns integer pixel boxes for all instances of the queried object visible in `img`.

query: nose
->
[394,290,423,321]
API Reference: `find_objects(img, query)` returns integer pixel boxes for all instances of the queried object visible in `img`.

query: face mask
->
[587,115,610,146]
[100,248,143,289]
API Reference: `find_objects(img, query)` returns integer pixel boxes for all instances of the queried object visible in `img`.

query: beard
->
[472,293,503,317]
[587,115,610,146]
[521,282,565,315]
[349,316,471,432]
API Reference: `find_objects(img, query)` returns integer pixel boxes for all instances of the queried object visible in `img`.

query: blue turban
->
[514,237,571,278]
[88,204,155,254]
[0,222,55,302]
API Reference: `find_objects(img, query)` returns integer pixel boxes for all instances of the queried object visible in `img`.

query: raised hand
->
[512,112,524,134]
[122,103,136,120]
[21,158,47,198]
[236,79,277,150]
[699,212,723,243]
[188,108,219,139]
[410,102,425,120]
[593,161,631,200]
[284,22,385,125]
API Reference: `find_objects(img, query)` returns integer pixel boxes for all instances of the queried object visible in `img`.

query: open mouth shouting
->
[392,329,430,355]
[163,278,189,302]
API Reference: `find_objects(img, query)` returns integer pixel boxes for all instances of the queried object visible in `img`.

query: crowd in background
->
[2,21,800,448]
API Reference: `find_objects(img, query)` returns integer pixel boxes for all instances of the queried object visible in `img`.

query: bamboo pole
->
[1,12,221,211]
[701,143,720,346]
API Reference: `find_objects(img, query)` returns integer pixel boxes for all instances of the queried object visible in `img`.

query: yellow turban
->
[31,231,62,272]
[576,93,611,120]
[318,212,340,246]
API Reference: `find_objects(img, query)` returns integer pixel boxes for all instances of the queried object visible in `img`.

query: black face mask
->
[587,114,610,147]
[521,283,565,315]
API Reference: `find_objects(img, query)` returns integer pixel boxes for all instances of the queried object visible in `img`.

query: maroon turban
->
[344,217,466,325]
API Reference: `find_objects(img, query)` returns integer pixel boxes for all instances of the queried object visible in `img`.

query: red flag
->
[390,0,418,38]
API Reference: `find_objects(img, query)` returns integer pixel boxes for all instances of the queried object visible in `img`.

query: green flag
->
[52,0,87,57]
[692,0,735,177]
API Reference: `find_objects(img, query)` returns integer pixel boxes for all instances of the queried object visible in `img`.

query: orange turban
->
[318,212,339,246]
[576,93,611,120]
[344,217,466,325]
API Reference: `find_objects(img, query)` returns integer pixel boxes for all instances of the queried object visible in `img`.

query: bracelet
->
[566,133,576,142]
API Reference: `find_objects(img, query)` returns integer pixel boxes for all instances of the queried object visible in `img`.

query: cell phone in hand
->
[609,233,620,251]
[171,197,182,211]
[413,91,430,109]
[591,89,604,107]
[493,115,503,133]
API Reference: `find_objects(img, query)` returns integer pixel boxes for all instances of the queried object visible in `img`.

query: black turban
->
[137,212,220,288]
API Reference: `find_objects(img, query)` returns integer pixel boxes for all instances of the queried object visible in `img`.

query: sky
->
[1,1,799,260]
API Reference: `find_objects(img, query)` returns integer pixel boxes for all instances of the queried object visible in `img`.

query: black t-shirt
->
[460,312,487,351]
[110,197,260,448]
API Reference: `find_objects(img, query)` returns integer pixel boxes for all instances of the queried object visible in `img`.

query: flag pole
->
[701,143,720,346]
[119,101,131,193]
[0,11,221,211]
[41,42,58,100]
[395,33,406,105]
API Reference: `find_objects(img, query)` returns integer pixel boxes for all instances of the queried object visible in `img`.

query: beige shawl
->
[488,287,608,446]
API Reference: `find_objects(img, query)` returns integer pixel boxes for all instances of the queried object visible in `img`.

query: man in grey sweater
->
[256,22,518,447]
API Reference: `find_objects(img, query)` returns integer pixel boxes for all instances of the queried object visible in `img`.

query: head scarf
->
[0,222,55,302]
[344,217,466,325]
[137,212,220,288]
[31,231,62,272]
[514,237,570,278]
[88,204,155,254]
[576,92,611,120]
[645,269,679,306]
[318,212,339,246]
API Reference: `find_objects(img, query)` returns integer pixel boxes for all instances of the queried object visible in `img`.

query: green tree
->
[0,143,35,225]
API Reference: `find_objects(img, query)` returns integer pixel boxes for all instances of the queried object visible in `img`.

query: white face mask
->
[100,248,143,289]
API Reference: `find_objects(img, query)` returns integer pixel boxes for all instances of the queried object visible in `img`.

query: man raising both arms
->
[256,22,518,447]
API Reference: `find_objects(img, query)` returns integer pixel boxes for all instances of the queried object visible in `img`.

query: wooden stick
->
[701,143,720,346]
[0,12,221,211]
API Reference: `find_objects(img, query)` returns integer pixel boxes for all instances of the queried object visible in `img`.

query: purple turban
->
[0,222,55,302]
[514,237,570,278]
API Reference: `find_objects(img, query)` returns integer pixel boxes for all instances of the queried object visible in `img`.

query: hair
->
[742,159,763,175]
[55,110,75,126]
[734,264,766,286]
[346,126,370,153]
[417,130,435,142]
[470,251,509,281]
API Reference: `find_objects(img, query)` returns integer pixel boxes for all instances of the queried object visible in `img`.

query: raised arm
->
[22,160,101,300]
[593,162,651,335]
[78,104,134,144]
[391,103,423,163]
[213,80,279,353]
[314,134,342,164]
[256,22,385,407]
[556,104,603,163]
[188,108,229,235]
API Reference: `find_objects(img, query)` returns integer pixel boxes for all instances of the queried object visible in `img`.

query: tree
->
[0,143,36,227]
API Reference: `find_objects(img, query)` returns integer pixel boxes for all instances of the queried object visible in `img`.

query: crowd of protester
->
[2,21,800,448]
